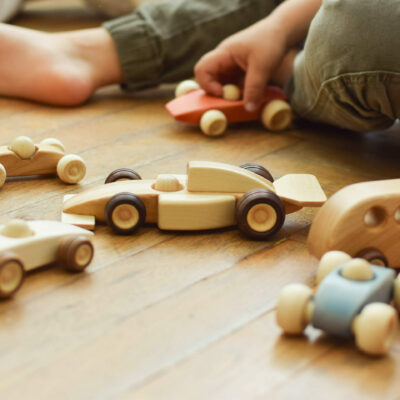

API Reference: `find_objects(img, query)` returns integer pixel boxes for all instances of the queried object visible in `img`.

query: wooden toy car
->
[308,179,400,268]
[0,136,86,188]
[165,80,292,136]
[276,251,400,356]
[0,219,94,299]
[62,161,326,239]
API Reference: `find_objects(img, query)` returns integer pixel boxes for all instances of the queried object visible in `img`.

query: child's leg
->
[289,0,399,132]
[0,0,281,105]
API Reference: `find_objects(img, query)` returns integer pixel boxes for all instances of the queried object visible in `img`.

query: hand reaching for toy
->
[194,0,322,111]
[195,20,288,112]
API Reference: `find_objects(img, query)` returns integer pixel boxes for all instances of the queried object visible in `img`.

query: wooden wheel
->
[105,193,146,235]
[10,136,36,159]
[236,189,285,240]
[276,283,313,334]
[174,80,200,97]
[0,163,6,188]
[316,251,352,284]
[40,138,65,153]
[200,110,227,136]
[57,154,86,184]
[240,163,274,182]
[355,248,388,267]
[261,100,292,131]
[0,252,25,299]
[105,168,142,184]
[353,303,398,356]
[58,236,94,272]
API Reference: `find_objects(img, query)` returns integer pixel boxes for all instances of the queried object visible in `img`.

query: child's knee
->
[289,0,400,132]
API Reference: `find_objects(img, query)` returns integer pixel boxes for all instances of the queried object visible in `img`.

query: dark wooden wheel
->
[105,192,146,235]
[105,168,142,184]
[0,252,25,299]
[236,189,285,240]
[355,248,388,267]
[58,236,94,272]
[240,163,274,182]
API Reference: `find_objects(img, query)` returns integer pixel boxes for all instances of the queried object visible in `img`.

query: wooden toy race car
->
[0,136,86,188]
[62,161,326,239]
[308,179,400,268]
[0,219,94,299]
[165,80,292,136]
[277,251,400,356]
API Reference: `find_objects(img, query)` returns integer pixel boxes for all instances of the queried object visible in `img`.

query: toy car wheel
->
[316,251,352,284]
[105,168,142,184]
[355,248,388,267]
[276,283,313,334]
[10,136,36,159]
[0,163,6,188]
[0,252,25,299]
[200,110,228,136]
[240,163,274,182]
[236,189,285,240]
[261,100,292,131]
[58,236,94,272]
[105,192,146,235]
[175,80,200,97]
[57,154,86,184]
[40,138,65,153]
[353,303,398,356]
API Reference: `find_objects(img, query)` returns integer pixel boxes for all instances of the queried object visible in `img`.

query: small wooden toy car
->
[277,251,400,356]
[308,179,400,268]
[165,80,292,136]
[62,161,326,239]
[0,136,86,188]
[0,219,94,299]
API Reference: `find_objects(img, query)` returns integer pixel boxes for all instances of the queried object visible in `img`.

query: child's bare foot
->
[0,24,122,105]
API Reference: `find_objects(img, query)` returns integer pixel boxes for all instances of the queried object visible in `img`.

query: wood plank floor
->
[1,1,400,399]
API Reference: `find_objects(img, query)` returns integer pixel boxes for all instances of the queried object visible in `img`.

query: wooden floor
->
[1,1,400,399]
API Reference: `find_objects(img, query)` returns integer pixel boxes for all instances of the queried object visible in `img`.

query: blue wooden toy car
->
[276,251,400,356]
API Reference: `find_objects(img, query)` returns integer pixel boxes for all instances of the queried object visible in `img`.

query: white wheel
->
[353,303,398,356]
[341,258,373,281]
[276,283,313,334]
[175,80,200,97]
[200,110,227,136]
[222,84,241,101]
[261,100,292,131]
[9,136,36,159]
[40,138,65,153]
[316,251,352,285]
[393,275,400,311]
[0,163,6,187]
[57,154,86,184]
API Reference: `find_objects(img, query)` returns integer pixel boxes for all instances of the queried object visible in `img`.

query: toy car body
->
[62,161,326,239]
[308,179,400,268]
[0,136,86,187]
[165,84,292,136]
[0,219,94,299]
[277,251,400,356]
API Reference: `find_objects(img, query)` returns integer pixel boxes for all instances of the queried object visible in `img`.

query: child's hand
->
[194,20,288,112]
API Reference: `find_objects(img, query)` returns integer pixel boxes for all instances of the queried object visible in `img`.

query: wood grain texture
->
[1,1,400,399]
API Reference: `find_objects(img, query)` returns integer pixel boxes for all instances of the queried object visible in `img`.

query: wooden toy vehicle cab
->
[63,161,326,239]
[0,219,94,299]
[277,251,400,356]
[308,179,400,268]
[0,136,86,188]
[165,80,292,136]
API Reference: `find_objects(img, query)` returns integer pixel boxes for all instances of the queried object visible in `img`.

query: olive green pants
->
[105,0,400,132]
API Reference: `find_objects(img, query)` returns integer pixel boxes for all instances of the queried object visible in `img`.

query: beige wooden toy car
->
[308,179,400,268]
[0,136,86,187]
[62,161,326,239]
[0,219,94,299]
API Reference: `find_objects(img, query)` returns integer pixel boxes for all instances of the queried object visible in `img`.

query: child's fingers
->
[243,58,270,112]
[194,52,223,97]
